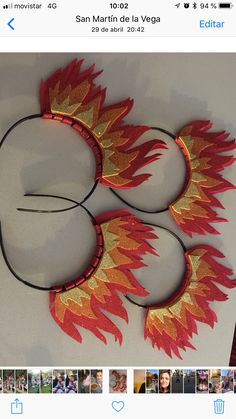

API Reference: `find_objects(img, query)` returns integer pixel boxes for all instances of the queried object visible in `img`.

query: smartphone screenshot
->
[0,1,235,418]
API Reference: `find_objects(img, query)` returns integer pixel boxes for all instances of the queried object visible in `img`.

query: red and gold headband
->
[49,209,157,344]
[40,59,166,190]
[111,121,236,236]
[144,244,236,359]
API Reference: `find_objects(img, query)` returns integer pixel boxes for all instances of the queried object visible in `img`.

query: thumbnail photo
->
[183,370,196,394]
[0,53,235,368]
[109,370,127,393]
[91,370,103,393]
[41,369,52,394]
[221,369,234,393]
[0,370,2,392]
[209,369,221,394]
[3,370,15,393]
[28,369,40,394]
[196,370,209,394]
[78,370,91,393]
[159,370,171,393]
[16,370,27,393]
[65,370,78,394]
[134,370,146,393]
[172,370,183,393]
[146,370,158,394]
[53,370,65,394]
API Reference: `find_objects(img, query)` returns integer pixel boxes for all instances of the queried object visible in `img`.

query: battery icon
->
[219,2,233,7]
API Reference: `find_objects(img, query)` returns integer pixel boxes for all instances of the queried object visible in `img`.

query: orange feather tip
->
[144,244,236,359]
[49,210,158,345]
[40,59,166,189]
[170,120,236,236]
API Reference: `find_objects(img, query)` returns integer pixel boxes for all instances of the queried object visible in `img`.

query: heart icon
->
[112,401,125,412]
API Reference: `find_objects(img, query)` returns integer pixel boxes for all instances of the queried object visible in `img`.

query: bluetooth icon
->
[193,2,197,8]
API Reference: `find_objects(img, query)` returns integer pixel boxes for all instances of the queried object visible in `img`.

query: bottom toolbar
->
[0,392,235,419]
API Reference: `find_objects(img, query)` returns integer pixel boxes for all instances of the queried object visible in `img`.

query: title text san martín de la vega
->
[76,15,161,24]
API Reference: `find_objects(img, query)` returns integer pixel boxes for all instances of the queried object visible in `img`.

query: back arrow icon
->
[8,18,15,30]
